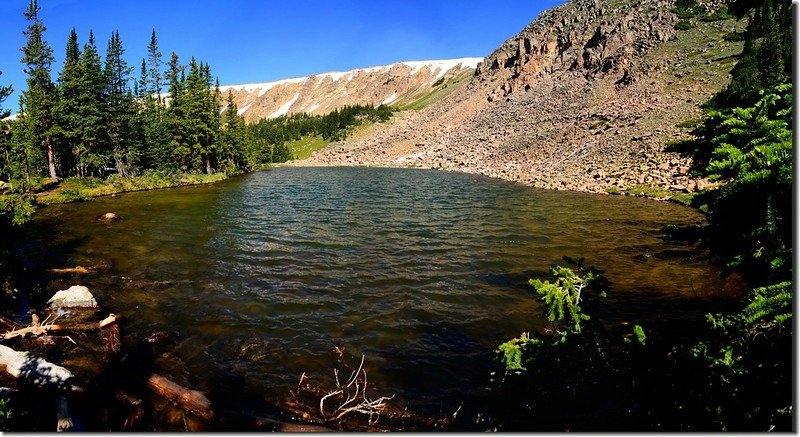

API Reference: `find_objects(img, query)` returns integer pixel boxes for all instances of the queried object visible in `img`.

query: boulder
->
[96,212,119,222]
[47,285,98,309]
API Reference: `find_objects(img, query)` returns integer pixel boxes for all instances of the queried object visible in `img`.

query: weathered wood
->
[101,323,122,360]
[0,317,20,331]
[147,373,214,421]
[48,266,97,275]
[3,314,119,340]
[0,344,80,392]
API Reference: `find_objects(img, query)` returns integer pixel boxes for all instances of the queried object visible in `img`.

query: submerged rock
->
[47,285,98,309]
[96,212,119,222]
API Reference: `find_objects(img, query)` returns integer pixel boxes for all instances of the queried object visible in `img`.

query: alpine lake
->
[21,166,738,430]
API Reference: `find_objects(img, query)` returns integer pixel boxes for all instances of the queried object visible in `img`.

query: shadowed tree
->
[19,0,58,180]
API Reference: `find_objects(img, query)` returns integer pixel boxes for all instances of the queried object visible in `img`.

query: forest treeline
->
[0,0,393,305]
[0,0,392,197]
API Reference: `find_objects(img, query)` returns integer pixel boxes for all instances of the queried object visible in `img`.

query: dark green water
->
[27,167,732,419]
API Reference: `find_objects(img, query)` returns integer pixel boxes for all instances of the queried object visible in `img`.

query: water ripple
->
[32,166,733,417]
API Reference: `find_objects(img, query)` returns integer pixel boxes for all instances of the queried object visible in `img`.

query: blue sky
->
[0,0,564,113]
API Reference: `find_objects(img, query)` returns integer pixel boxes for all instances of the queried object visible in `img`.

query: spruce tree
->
[19,0,59,180]
[136,59,147,98]
[0,71,13,184]
[55,28,82,175]
[716,0,792,106]
[103,30,135,176]
[146,29,163,98]
[165,52,188,169]
[184,58,209,172]
[0,71,12,120]
[75,31,106,177]
[220,90,247,173]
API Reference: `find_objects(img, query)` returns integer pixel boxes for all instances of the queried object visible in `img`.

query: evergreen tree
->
[0,71,11,120]
[165,52,188,169]
[219,90,247,173]
[135,58,147,98]
[75,31,106,177]
[19,0,58,180]
[146,29,163,98]
[181,58,218,173]
[103,30,135,176]
[0,71,14,184]
[55,28,82,175]
[715,0,791,106]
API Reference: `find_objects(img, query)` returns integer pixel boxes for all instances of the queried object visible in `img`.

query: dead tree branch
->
[318,355,394,425]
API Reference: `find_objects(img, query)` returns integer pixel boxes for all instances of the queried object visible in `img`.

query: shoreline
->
[32,171,231,206]
[287,160,707,207]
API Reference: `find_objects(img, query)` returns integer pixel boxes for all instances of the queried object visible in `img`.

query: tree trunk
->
[114,150,128,178]
[147,373,214,421]
[205,156,212,174]
[46,137,58,180]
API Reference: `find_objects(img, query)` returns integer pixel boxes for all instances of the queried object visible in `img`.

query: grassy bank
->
[285,135,330,160]
[34,171,229,205]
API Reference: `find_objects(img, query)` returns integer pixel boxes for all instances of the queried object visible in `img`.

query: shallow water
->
[27,167,732,420]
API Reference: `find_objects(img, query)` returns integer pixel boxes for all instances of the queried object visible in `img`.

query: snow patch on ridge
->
[306,102,320,113]
[270,94,300,118]
[382,93,398,105]
[222,57,483,91]
[219,77,307,96]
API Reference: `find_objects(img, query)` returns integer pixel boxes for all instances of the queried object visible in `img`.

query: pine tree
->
[75,31,106,177]
[0,72,10,120]
[0,71,14,184]
[179,58,219,173]
[103,30,135,176]
[165,52,189,169]
[55,28,82,175]
[219,90,247,173]
[19,0,59,180]
[136,58,147,98]
[716,0,792,106]
[146,29,163,98]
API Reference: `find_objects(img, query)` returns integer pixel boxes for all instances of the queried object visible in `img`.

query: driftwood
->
[0,317,21,331]
[0,344,81,392]
[147,373,214,421]
[3,314,119,340]
[48,266,97,275]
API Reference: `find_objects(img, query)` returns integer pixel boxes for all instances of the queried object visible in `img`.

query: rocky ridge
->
[219,58,482,123]
[303,0,743,197]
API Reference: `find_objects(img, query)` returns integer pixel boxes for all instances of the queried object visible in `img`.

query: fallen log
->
[0,344,81,392]
[3,314,119,340]
[0,317,21,331]
[147,373,214,421]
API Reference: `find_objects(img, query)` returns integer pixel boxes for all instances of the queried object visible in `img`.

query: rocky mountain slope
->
[303,0,743,197]
[219,58,482,122]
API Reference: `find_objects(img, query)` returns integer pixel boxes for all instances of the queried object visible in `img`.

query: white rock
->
[47,285,98,308]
